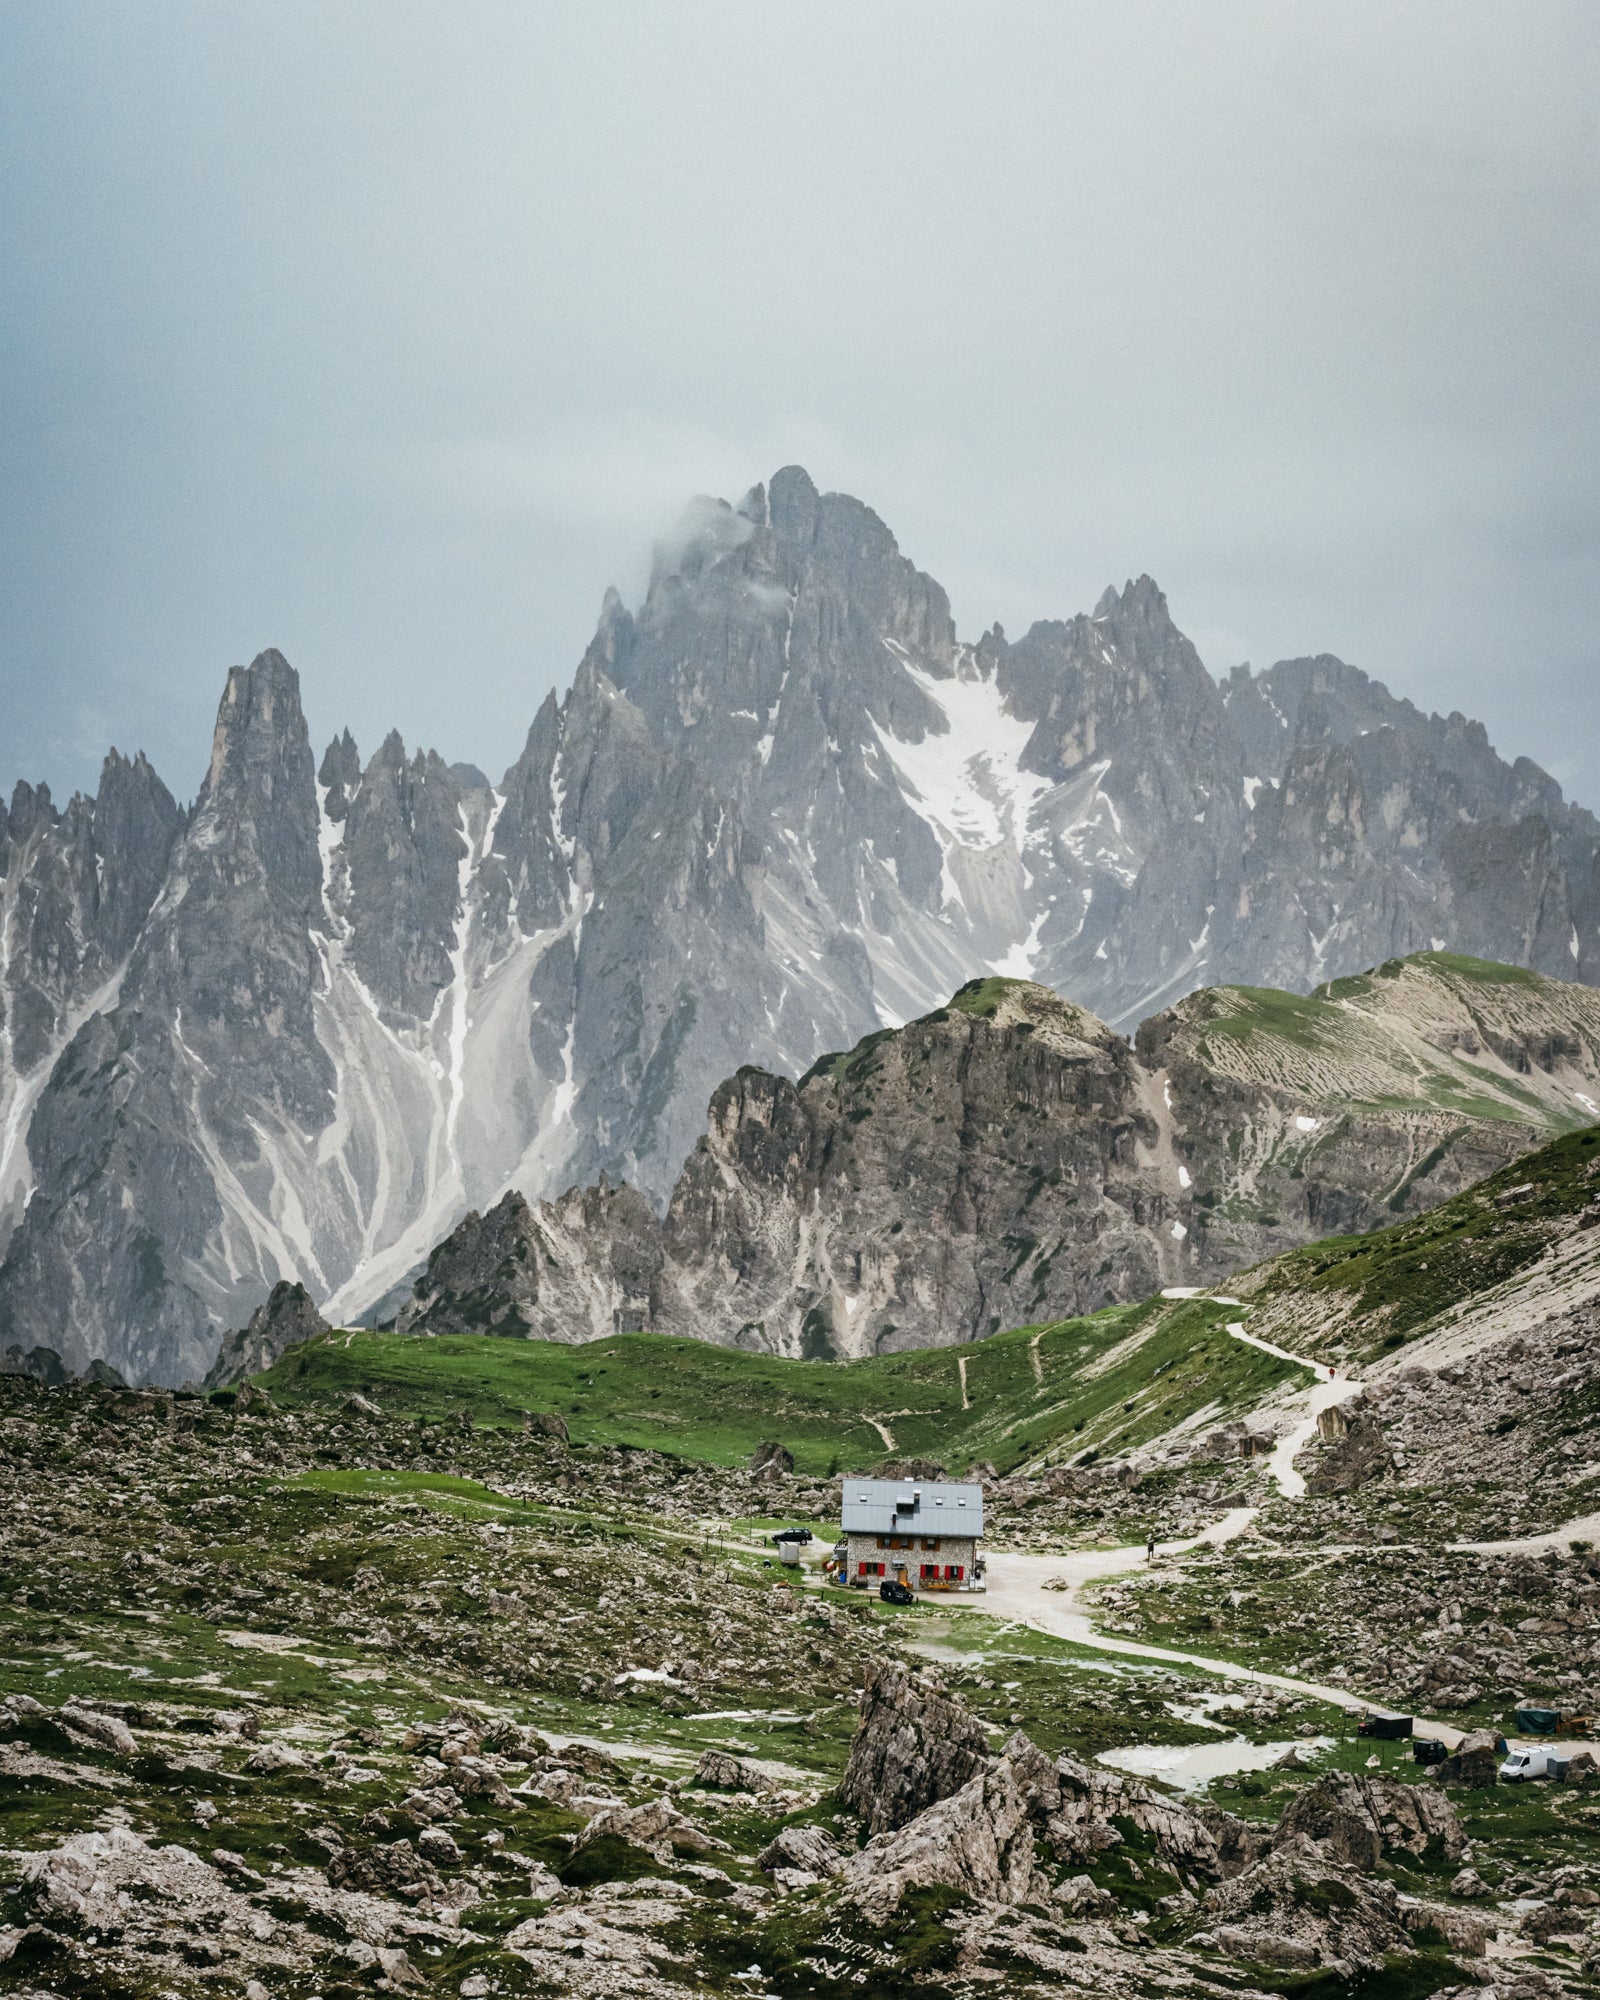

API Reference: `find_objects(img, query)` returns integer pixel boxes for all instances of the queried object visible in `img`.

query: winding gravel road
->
[943,1316,1594,1752]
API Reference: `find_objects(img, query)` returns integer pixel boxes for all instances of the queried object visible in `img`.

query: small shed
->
[839,1478,984,1592]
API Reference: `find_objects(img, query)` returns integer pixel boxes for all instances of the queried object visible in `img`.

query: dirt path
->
[836,1302,1595,1755]
[974,1545,1440,1728]
[937,1319,1599,1752]
[958,1357,970,1410]
[1452,1512,1600,1556]
[864,1417,895,1450]
[1219,1317,1366,1502]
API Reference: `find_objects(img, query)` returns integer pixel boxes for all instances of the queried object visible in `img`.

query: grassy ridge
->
[253,1122,1600,1475]
[254,1299,1308,1475]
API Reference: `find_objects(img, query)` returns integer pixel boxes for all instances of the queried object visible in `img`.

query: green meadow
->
[255,1296,1306,1475]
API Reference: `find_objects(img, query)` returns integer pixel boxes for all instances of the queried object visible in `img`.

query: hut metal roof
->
[840,1478,984,1536]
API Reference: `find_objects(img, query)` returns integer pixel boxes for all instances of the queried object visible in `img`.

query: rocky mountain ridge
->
[2,465,1597,1383]
[398,953,1600,1358]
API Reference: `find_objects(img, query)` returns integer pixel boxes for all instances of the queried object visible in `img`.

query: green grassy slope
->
[254,1121,1600,1478]
[1244,1120,1600,1358]
[254,1297,1308,1476]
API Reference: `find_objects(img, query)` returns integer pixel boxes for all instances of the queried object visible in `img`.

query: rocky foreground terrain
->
[396,954,1600,1357]
[5,1224,1600,2000]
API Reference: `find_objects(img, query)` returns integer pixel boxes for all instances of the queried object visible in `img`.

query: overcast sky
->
[3,2,1597,812]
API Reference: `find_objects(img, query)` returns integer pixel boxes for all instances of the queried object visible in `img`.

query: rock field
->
[4,1347,1600,1997]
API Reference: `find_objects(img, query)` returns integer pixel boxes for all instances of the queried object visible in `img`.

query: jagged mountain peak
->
[1,468,1597,1384]
[5,779,57,847]
[201,648,312,803]
[317,727,361,819]
[1090,572,1175,631]
[767,461,820,540]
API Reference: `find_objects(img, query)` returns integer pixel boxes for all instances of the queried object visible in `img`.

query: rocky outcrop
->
[837,1662,994,1835]
[204,1280,330,1389]
[402,954,1600,1356]
[501,1877,701,1997]
[1005,1731,1256,1878]
[1196,1834,1413,1974]
[1271,1771,1464,1869]
[1305,1403,1395,1494]
[12,1821,460,1993]
[833,1670,1257,1922]
[1195,1816,1491,1977]
[838,1757,1045,1920]
[397,1181,663,1342]
[326,1838,444,1901]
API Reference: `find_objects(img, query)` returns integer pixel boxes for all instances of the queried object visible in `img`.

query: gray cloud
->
[2,1,1596,806]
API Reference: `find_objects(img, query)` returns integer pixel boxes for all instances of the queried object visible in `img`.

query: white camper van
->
[1500,1746,1564,1783]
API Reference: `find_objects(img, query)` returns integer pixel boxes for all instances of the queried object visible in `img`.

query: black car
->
[879,1579,915,1606]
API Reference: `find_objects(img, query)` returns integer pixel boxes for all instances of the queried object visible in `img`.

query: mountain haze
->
[1,468,1597,1384]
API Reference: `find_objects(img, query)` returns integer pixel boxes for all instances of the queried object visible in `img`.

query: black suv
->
[878,1579,915,1607]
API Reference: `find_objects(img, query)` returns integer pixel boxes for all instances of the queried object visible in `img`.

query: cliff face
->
[2,467,1599,1383]
[398,955,1600,1357]
[204,1281,330,1390]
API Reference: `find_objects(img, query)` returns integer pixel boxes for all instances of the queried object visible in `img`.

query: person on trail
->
[1146,1532,1156,1565]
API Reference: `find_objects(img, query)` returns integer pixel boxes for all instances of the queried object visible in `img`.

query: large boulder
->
[838,1662,993,1836]
[570,1797,723,1866]
[693,1749,774,1793]
[1433,1729,1501,1788]
[1399,1898,1495,1958]
[758,1824,844,1891]
[1273,1770,1464,1870]
[58,1704,138,1756]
